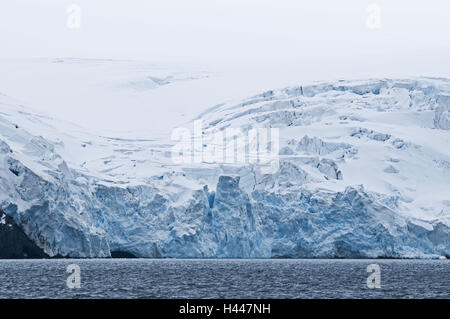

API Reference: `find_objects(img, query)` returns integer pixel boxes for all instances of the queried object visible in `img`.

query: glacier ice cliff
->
[0,77,450,258]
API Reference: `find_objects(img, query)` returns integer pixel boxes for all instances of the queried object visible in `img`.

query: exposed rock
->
[0,211,49,259]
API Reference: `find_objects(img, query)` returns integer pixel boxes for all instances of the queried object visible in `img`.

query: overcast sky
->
[1,0,450,63]
[1,0,450,134]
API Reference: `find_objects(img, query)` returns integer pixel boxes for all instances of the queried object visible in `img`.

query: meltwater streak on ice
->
[0,259,449,299]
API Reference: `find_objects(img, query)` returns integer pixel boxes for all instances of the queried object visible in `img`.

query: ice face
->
[0,77,450,258]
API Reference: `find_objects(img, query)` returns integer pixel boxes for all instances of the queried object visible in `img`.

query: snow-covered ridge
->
[0,77,450,258]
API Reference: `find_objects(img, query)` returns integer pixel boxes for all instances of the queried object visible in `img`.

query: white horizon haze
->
[1,0,450,134]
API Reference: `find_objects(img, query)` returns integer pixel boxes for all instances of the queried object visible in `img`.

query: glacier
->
[1,76,450,258]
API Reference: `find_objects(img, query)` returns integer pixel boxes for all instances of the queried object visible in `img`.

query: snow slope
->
[0,74,450,258]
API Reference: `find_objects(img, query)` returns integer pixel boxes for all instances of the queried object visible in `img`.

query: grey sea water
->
[0,259,448,299]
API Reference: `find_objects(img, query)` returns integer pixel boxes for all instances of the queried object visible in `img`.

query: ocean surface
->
[0,259,448,299]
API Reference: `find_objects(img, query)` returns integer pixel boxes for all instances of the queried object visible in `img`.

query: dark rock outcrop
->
[110,251,137,258]
[0,211,49,259]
